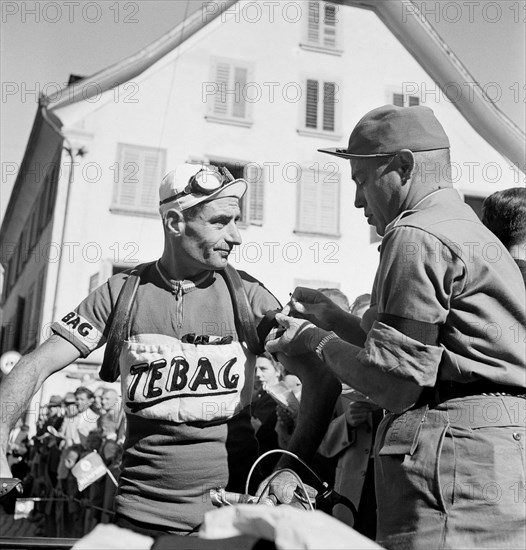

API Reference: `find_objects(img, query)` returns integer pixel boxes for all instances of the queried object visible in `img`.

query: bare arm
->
[0,335,81,477]
[274,352,341,468]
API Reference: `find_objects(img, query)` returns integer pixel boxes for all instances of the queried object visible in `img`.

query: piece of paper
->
[266,382,301,415]
[72,524,153,550]
[14,498,34,520]
[200,505,384,550]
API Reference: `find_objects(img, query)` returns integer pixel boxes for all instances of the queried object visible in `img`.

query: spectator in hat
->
[0,162,340,536]
[267,105,526,549]
[63,392,77,420]
[44,395,64,432]
[482,187,526,285]
[58,388,99,449]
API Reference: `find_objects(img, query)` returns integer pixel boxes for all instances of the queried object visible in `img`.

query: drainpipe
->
[36,95,84,407]
[39,95,84,323]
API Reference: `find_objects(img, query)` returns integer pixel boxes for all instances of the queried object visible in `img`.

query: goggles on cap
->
[160,165,235,206]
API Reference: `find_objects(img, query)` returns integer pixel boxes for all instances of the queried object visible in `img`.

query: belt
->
[418,380,526,408]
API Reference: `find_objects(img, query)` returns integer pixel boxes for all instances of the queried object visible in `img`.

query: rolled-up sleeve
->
[361,226,465,390]
[358,321,443,387]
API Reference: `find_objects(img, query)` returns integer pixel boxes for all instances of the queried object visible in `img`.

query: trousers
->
[374,396,526,550]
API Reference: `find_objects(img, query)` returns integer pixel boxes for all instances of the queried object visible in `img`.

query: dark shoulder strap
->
[99,262,151,382]
[220,264,265,356]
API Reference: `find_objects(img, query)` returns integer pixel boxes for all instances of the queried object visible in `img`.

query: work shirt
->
[52,262,279,531]
[359,188,526,410]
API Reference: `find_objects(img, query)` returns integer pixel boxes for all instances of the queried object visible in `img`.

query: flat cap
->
[319,104,450,159]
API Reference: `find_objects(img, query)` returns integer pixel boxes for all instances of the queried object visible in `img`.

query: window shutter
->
[214,62,230,116]
[297,168,339,235]
[245,164,265,225]
[320,172,340,234]
[307,2,320,43]
[306,79,319,129]
[393,93,405,107]
[297,169,318,232]
[232,67,248,119]
[141,150,162,210]
[118,147,141,208]
[114,145,165,212]
[323,4,337,48]
[409,95,420,106]
[211,60,249,120]
[323,82,336,132]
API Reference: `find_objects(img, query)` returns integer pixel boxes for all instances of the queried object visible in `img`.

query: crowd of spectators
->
[3,385,124,538]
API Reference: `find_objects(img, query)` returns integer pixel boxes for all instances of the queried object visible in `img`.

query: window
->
[3,256,14,299]
[302,1,341,54]
[0,325,8,355]
[392,92,420,107]
[44,159,60,222]
[12,297,25,352]
[112,144,166,216]
[296,166,340,236]
[205,59,252,127]
[299,79,340,138]
[0,321,15,355]
[202,159,265,226]
[245,164,265,226]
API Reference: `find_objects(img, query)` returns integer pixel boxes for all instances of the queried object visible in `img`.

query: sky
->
[1,0,525,220]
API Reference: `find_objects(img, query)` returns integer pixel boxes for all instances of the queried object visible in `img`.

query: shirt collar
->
[384,188,460,234]
[155,260,213,297]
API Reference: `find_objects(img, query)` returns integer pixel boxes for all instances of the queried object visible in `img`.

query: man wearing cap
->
[267,105,526,548]
[35,395,64,445]
[0,163,339,535]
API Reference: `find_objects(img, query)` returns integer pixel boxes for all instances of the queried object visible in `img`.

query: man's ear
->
[397,149,415,184]
[164,209,185,236]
